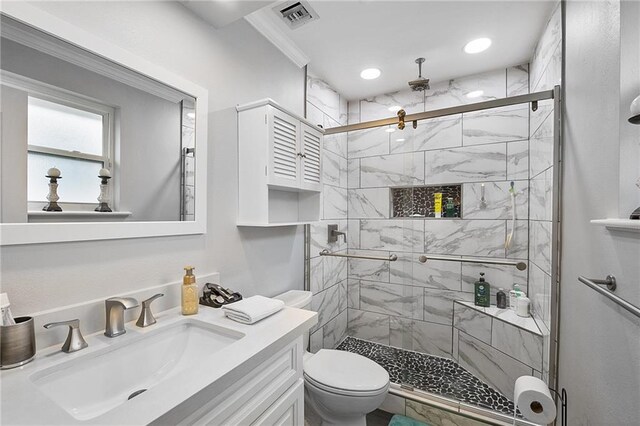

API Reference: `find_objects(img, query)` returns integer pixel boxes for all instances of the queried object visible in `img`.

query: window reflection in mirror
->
[0,15,197,223]
[27,95,113,207]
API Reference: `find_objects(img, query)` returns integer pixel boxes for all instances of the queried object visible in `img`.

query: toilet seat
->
[303,349,389,397]
[304,373,388,397]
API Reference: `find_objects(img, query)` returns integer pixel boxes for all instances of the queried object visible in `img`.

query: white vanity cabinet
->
[0,299,316,426]
[156,337,305,426]
[237,99,323,226]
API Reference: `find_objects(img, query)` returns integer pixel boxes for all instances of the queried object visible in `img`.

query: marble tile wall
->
[453,302,544,395]
[346,66,534,361]
[530,2,562,93]
[341,60,558,400]
[306,73,349,352]
[451,301,544,399]
[416,267,547,400]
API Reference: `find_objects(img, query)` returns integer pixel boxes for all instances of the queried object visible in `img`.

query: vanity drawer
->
[252,379,303,426]
[177,337,302,425]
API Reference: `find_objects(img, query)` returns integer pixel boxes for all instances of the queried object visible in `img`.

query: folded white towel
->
[222,295,285,324]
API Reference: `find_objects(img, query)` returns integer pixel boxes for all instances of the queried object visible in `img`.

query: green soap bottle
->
[445,197,456,217]
[474,272,491,307]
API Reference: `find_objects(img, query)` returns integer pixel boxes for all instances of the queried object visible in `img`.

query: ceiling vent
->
[274,1,319,30]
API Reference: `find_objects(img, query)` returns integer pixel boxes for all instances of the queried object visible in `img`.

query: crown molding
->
[245,10,310,69]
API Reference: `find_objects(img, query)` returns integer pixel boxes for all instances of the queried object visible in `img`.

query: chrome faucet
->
[43,319,88,353]
[104,297,139,337]
[136,293,164,328]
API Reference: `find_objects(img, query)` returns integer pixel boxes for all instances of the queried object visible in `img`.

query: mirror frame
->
[0,2,208,245]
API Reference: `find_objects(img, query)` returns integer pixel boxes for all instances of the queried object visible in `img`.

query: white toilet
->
[274,290,389,426]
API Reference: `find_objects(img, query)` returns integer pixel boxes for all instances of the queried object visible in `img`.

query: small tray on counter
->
[199,283,243,308]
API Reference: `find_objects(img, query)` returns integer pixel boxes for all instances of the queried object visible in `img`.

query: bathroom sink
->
[30,319,244,421]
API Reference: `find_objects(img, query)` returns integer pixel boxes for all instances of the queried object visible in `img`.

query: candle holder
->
[95,168,112,212]
[43,168,62,212]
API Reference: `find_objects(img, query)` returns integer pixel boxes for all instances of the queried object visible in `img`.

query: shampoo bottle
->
[474,273,491,307]
[445,197,456,218]
[434,193,443,218]
[496,288,507,309]
[509,284,524,310]
[182,266,199,315]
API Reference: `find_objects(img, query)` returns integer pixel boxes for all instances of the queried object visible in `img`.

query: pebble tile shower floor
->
[336,337,522,417]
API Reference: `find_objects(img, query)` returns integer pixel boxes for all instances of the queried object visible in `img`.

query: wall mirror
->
[619,0,640,218]
[0,3,208,245]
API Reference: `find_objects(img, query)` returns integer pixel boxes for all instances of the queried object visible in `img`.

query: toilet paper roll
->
[514,376,557,424]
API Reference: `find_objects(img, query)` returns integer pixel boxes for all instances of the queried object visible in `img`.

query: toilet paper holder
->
[547,388,567,426]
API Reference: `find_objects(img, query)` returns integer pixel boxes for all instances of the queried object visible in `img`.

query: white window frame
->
[1,71,116,210]
[27,92,115,209]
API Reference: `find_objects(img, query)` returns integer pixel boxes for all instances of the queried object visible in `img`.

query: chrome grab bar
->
[418,255,527,271]
[578,275,640,318]
[319,249,397,262]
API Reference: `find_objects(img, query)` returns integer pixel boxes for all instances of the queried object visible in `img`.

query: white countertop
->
[1,305,317,425]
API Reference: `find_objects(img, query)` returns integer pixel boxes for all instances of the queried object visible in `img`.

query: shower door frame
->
[323,90,555,135]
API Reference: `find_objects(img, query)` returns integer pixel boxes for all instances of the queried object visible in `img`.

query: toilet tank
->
[273,290,312,310]
[274,290,313,350]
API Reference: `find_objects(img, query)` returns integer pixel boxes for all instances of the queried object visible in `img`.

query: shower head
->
[408,57,430,92]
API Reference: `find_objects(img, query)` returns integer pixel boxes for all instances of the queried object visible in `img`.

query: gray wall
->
[561,1,640,424]
[0,1,305,317]
[1,38,184,221]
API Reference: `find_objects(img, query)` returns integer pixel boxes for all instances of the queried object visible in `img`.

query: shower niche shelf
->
[392,184,462,218]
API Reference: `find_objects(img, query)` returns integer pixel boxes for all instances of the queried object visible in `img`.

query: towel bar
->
[578,275,640,318]
[418,255,527,270]
[319,249,397,262]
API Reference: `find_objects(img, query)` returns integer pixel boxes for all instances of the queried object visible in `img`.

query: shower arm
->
[416,58,424,78]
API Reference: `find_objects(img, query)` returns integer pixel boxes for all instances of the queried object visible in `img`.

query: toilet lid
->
[304,350,389,395]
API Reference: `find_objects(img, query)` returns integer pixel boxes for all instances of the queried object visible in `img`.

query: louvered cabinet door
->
[300,123,322,192]
[267,107,301,189]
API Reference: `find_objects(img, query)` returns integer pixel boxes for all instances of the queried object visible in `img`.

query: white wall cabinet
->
[238,99,323,226]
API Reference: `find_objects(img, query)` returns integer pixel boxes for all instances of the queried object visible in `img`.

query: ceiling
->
[180,1,268,29]
[184,0,557,100]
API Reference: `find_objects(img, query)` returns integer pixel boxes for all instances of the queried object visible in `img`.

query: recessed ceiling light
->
[464,38,492,54]
[388,105,403,113]
[396,138,406,142]
[385,127,396,133]
[466,90,484,99]
[360,68,381,80]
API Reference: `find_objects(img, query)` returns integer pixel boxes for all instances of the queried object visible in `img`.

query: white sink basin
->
[30,319,244,421]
